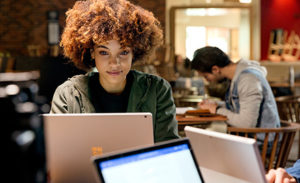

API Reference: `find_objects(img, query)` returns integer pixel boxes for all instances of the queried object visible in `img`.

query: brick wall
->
[0,0,165,57]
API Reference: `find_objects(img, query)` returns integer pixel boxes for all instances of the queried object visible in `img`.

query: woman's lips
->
[107,71,122,76]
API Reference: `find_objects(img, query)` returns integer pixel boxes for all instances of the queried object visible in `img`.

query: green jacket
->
[50,70,179,142]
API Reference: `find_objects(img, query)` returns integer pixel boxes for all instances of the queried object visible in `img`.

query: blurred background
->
[0,0,300,182]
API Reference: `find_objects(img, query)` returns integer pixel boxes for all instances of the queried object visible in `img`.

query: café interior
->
[1,0,300,182]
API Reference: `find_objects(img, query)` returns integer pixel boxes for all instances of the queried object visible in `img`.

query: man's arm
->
[216,74,263,127]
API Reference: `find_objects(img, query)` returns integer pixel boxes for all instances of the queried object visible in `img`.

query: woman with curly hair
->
[50,0,179,142]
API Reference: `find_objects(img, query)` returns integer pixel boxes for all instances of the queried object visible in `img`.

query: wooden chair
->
[276,95,300,158]
[276,95,300,122]
[227,121,300,171]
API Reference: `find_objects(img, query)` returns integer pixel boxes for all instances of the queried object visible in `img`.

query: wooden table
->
[176,114,228,131]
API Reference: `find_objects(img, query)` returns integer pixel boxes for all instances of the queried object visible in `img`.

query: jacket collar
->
[127,70,152,111]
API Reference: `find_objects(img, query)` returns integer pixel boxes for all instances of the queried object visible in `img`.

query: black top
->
[89,72,133,112]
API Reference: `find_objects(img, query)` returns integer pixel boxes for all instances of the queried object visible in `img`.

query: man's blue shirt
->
[286,159,300,182]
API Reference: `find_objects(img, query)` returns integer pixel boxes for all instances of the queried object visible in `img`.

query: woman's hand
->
[266,168,297,183]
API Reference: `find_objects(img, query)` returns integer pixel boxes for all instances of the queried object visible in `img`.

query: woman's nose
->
[109,57,120,65]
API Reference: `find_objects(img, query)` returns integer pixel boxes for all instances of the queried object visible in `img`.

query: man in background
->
[191,46,280,131]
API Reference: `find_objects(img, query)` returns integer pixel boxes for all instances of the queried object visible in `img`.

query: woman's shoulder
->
[131,70,171,89]
[131,70,166,83]
[55,73,90,92]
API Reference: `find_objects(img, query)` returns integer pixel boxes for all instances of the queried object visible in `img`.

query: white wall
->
[175,9,244,58]
[165,0,261,60]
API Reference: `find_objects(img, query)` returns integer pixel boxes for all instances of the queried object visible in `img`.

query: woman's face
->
[92,40,133,93]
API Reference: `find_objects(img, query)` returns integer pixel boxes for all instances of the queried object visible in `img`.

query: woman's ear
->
[90,49,95,59]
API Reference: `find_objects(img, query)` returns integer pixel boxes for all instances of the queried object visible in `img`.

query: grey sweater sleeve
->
[50,84,71,113]
[216,73,263,127]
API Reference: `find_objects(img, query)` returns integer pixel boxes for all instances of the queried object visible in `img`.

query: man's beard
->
[216,77,229,84]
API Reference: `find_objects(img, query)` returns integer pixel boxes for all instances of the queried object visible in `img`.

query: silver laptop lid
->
[43,112,153,183]
[185,126,267,183]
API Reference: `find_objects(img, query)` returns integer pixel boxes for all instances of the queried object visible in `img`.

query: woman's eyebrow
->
[96,45,125,49]
[96,45,108,49]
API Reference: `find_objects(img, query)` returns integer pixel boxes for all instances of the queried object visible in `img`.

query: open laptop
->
[92,138,204,183]
[184,126,267,183]
[43,113,153,183]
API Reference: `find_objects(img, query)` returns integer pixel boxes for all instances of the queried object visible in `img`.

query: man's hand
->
[266,168,297,183]
[198,100,218,114]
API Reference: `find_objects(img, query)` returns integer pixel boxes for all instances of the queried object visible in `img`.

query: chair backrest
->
[276,95,300,122]
[227,121,300,171]
[172,88,196,107]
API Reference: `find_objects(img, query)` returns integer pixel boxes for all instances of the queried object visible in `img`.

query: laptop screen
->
[94,138,204,183]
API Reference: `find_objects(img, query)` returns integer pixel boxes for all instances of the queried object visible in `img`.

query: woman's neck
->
[99,79,127,95]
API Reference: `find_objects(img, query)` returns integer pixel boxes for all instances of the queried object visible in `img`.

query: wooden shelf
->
[269,82,300,88]
[260,61,300,66]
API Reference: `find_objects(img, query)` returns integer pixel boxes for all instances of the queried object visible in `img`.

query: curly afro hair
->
[60,0,163,71]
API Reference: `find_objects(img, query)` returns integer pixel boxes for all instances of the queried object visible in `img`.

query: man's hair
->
[191,46,231,73]
[60,0,163,71]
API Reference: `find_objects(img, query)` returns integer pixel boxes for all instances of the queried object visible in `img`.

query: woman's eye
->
[99,51,108,55]
[120,50,129,55]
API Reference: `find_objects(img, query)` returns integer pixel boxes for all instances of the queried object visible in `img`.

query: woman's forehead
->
[94,40,132,49]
